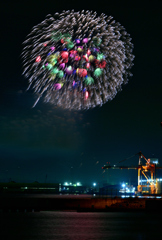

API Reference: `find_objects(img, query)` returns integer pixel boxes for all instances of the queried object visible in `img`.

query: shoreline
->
[1,194,162,212]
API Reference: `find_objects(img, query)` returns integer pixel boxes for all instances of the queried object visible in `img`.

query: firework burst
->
[22,10,134,110]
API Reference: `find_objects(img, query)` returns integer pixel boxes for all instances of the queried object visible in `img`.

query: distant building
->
[0,182,61,193]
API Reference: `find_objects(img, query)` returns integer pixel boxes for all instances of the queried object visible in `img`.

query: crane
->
[102,151,162,195]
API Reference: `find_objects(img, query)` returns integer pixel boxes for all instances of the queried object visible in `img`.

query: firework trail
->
[22,10,134,110]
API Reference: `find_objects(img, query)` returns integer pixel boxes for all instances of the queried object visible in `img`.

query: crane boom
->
[102,151,162,195]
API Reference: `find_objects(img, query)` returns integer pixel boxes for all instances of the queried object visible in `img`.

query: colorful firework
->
[22,10,134,110]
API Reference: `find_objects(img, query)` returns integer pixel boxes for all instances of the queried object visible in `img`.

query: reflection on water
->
[0,211,161,240]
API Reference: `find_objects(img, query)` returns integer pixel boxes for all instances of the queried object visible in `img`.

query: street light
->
[122,183,126,188]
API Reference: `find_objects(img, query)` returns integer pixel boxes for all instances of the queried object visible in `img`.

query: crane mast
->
[102,151,162,195]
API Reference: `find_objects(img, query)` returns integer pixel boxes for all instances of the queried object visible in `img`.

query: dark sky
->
[0,0,161,186]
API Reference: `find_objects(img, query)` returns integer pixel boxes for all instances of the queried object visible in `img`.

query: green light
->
[93,37,102,46]
[84,76,94,85]
[66,42,74,49]
[46,64,53,70]
[51,59,57,66]
[57,70,64,78]
[62,33,71,39]
[51,67,59,74]
[97,53,104,61]
[94,68,102,77]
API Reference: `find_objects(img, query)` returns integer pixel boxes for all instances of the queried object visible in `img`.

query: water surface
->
[0,211,161,240]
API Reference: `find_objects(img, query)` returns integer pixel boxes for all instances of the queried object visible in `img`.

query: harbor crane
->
[102,151,162,194]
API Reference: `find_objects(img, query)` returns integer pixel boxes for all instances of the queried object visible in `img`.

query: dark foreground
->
[0,211,161,240]
[0,194,162,212]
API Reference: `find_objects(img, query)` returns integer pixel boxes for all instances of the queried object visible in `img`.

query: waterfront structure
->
[102,152,162,195]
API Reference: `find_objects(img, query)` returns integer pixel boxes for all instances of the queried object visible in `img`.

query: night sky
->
[0,0,161,186]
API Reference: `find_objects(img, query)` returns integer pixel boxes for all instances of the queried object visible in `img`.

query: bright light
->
[85,91,89,99]
[93,183,96,186]
[35,56,41,62]
[122,184,126,188]
[76,182,80,186]
[64,182,68,186]
[153,161,158,164]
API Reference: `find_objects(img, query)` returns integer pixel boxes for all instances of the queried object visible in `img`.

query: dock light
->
[64,182,68,186]
[93,183,96,186]
[122,183,126,188]
[76,182,80,186]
